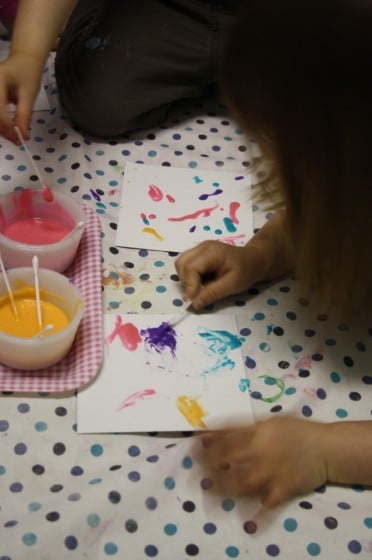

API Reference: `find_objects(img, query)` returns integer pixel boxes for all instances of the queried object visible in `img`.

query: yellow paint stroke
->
[177,395,207,429]
[142,227,164,241]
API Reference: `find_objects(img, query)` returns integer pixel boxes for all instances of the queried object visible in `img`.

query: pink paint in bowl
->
[0,189,86,272]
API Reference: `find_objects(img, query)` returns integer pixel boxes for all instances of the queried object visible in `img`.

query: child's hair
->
[222,0,372,314]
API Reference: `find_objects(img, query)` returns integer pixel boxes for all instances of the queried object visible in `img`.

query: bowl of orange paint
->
[0,267,84,370]
[0,189,85,272]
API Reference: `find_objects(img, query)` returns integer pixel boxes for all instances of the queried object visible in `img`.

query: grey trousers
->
[55,0,237,137]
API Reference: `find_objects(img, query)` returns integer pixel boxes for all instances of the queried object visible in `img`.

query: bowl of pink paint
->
[0,189,85,272]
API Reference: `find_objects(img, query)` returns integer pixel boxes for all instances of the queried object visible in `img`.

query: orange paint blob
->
[0,286,69,337]
[177,395,207,429]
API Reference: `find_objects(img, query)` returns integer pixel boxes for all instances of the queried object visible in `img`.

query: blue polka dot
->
[348,540,362,553]
[222,499,235,512]
[145,497,158,510]
[28,502,41,512]
[87,513,100,527]
[204,522,217,534]
[266,544,280,556]
[156,285,166,293]
[14,443,27,455]
[10,482,23,492]
[302,405,313,417]
[128,471,141,482]
[148,150,157,157]
[22,533,37,546]
[164,523,177,536]
[17,403,30,413]
[225,546,240,558]
[144,544,158,557]
[0,465,6,475]
[128,445,140,457]
[34,421,48,432]
[364,517,372,529]
[307,542,321,556]
[154,261,165,267]
[336,408,348,418]
[104,542,118,555]
[253,312,265,320]
[0,420,9,431]
[91,444,104,457]
[182,456,193,469]
[284,518,298,532]
[164,476,176,490]
[64,536,78,550]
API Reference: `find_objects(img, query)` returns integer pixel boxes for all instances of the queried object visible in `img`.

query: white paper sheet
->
[78,313,253,433]
[115,163,253,252]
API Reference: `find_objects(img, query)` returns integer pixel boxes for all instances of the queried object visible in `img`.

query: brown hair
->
[222,0,372,313]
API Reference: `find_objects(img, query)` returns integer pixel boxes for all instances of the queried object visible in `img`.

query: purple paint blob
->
[140,322,177,356]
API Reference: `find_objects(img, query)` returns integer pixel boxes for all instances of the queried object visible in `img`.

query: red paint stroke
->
[229,201,240,224]
[106,316,142,351]
[148,213,156,219]
[168,202,219,222]
[117,389,156,411]
[148,184,163,201]
[219,234,246,246]
[166,194,175,203]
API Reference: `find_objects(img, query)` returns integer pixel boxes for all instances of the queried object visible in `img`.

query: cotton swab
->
[153,303,192,343]
[14,126,54,202]
[62,221,85,241]
[0,251,18,319]
[167,303,192,328]
[32,255,43,329]
[33,324,54,339]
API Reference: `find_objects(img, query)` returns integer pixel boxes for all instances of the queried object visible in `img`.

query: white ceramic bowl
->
[0,267,84,370]
[0,189,85,272]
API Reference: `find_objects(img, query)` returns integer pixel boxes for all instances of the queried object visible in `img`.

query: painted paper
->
[115,163,253,252]
[77,313,253,433]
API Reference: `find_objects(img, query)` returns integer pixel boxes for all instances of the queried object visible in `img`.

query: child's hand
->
[195,416,329,507]
[175,210,293,310]
[0,52,42,142]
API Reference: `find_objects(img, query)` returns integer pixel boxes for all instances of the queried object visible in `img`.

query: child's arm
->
[0,0,76,142]
[175,210,293,310]
[195,417,372,507]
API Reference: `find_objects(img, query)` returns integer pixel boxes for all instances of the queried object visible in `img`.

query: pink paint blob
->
[106,316,142,351]
[148,184,163,201]
[3,217,70,244]
[166,194,175,203]
[229,201,241,224]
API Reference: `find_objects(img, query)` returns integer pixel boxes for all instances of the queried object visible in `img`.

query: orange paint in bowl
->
[0,286,69,338]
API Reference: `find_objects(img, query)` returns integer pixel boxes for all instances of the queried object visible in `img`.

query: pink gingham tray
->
[0,205,103,392]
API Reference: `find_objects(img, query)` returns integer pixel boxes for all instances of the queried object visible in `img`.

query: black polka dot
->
[182,500,196,512]
[108,490,121,504]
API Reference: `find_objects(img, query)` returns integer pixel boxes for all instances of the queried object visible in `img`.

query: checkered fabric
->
[0,205,103,392]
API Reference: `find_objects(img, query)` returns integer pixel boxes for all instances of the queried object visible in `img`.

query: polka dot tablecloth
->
[1,53,372,560]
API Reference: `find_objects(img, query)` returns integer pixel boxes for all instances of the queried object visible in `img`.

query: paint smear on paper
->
[229,201,240,224]
[198,328,244,376]
[140,322,177,356]
[117,389,156,411]
[177,395,207,429]
[106,316,142,351]
[222,216,237,233]
[198,188,223,201]
[168,202,220,222]
[148,184,164,201]
[219,234,246,246]
[142,227,164,241]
